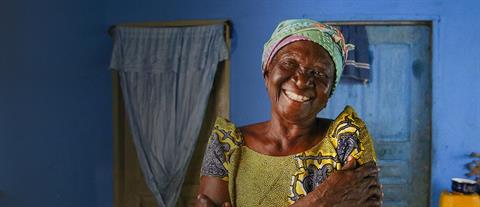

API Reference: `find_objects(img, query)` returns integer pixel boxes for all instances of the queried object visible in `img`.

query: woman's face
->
[265,40,335,122]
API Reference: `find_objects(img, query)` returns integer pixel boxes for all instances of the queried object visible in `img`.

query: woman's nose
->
[292,69,314,89]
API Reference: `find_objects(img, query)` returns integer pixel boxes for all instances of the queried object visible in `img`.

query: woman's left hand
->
[290,157,383,207]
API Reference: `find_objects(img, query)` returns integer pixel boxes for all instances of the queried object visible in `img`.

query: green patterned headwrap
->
[262,19,350,94]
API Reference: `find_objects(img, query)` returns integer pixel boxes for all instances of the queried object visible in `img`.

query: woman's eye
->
[313,71,326,78]
[281,60,298,70]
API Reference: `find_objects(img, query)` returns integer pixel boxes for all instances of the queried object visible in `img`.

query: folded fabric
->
[340,26,371,83]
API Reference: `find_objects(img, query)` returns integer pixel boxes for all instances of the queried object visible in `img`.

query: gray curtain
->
[110,24,228,207]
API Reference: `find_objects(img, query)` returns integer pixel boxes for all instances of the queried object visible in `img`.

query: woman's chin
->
[276,108,318,123]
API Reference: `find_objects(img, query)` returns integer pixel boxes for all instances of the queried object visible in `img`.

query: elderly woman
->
[196,19,382,207]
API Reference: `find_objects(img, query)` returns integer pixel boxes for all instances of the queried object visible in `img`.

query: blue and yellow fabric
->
[200,106,377,206]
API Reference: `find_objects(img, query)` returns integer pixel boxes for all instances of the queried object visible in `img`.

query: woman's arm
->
[290,158,382,207]
[292,107,382,206]
[195,176,230,207]
[196,117,238,207]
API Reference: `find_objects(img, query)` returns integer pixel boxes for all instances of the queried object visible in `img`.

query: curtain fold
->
[110,24,228,207]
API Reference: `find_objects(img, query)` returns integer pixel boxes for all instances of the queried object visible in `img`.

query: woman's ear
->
[264,73,269,88]
[263,61,275,79]
[263,70,271,91]
[328,67,336,96]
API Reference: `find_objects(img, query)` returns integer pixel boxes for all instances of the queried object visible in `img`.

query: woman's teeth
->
[284,90,311,102]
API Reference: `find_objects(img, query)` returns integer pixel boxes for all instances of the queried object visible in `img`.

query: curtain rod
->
[108,20,232,38]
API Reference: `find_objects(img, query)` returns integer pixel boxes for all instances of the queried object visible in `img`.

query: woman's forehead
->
[275,41,334,63]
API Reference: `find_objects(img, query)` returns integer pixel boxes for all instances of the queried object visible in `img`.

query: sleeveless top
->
[200,106,377,206]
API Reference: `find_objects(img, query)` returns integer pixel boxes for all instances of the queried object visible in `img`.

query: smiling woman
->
[196,19,382,207]
[266,41,334,124]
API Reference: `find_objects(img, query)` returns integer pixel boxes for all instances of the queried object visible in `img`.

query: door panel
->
[320,25,431,207]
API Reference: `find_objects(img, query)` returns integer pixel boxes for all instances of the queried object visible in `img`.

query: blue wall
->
[0,0,112,206]
[105,0,480,206]
[1,0,479,206]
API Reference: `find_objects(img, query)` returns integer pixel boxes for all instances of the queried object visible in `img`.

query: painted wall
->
[105,0,480,206]
[0,0,112,206]
[2,0,479,206]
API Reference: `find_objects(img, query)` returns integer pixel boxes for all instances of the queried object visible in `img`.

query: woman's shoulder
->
[316,106,365,134]
[211,116,244,147]
[211,117,270,148]
[329,105,368,133]
[201,117,243,180]
[327,105,376,164]
[213,116,239,132]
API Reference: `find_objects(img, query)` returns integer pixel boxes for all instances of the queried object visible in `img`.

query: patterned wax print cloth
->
[200,106,377,206]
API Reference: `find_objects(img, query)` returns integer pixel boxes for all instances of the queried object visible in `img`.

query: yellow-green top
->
[200,106,377,206]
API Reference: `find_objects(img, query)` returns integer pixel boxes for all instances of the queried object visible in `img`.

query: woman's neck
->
[265,113,319,147]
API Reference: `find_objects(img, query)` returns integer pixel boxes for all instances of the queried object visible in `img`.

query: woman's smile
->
[283,90,312,102]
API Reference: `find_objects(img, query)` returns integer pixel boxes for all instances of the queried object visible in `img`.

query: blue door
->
[320,25,432,207]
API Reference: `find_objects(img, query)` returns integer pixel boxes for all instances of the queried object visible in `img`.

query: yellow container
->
[440,191,480,207]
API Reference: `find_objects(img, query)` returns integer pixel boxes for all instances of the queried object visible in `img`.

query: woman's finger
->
[357,161,376,170]
[222,202,231,207]
[354,176,378,192]
[341,156,357,170]
[367,185,382,198]
[367,176,381,188]
[364,199,382,207]
[357,163,379,178]
[362,184,382,207]
[196,194,215,207]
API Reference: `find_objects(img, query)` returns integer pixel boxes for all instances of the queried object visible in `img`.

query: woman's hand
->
[291,156,382,207]
[195,176,230,207]
[195,194,231,207]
